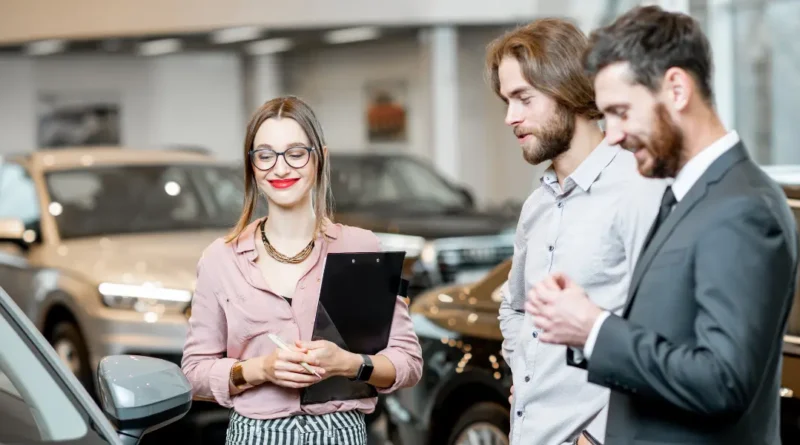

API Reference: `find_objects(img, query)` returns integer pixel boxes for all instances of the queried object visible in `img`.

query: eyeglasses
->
[250,147,314,171]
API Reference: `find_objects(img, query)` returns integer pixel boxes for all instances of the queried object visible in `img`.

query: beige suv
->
[0,147,242,393]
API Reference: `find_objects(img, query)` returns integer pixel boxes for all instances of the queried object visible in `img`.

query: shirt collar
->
[234,217,340,254]
[671,130,740,202]
[540,139,621,195]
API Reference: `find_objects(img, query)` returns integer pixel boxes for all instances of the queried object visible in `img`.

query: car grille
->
[437,244,514,283]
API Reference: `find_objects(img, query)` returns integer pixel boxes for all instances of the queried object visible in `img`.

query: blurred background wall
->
[0,0,798,207]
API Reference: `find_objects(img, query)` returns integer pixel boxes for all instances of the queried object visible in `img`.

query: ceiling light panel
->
[323,26,380,44]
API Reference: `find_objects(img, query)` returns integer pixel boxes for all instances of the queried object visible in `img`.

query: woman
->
[181,96,423,444]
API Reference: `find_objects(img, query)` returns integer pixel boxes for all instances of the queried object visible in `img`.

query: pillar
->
[707,0,736,130]
[428,25,460,183]
[245,53,284,116]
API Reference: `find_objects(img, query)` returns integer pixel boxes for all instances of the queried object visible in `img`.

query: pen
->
[267,333,321,378]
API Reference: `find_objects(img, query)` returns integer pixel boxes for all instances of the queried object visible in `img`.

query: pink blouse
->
[181,219,423,420]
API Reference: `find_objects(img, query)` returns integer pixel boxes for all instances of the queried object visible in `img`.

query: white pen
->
[267,333,321,378]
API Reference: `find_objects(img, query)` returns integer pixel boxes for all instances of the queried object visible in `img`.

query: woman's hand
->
[243,346,325,389]
[296,340,361,379]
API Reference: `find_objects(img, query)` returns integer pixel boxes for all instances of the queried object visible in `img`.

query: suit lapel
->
[622,142,749,317]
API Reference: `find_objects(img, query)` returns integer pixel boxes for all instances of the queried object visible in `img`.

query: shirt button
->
[557,202,564,208]
[548,245,554,252]
[532,331,538,339]
[524,376,530,382]
[516,410,523,417]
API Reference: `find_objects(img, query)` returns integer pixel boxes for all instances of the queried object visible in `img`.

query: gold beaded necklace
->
[259,219,315,264]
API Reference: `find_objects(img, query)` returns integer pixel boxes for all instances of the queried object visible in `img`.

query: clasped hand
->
[258,339,357,389]
[525,272,603,347]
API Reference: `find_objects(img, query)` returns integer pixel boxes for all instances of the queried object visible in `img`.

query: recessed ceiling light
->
[246,38,293,55]
[26,39,67,56]
[323,26,380,44]
[210,26,262,44]
[138,38,182,56]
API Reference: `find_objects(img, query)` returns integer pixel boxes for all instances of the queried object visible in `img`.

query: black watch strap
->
[353,354,374,382]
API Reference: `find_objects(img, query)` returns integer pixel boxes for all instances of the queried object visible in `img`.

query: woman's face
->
[251,117,317,209]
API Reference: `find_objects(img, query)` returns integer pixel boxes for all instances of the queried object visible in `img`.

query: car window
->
[330,156,468,211]
[44,164,242,239]
[0,162,42,236]
[0,295,111,444]
[386,157,466,209]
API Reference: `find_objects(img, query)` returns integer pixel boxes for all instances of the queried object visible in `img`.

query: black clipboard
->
[300,251,406,405]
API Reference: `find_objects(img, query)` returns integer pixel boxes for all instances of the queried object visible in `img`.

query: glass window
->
[0,162,41,234]
[0,293,110,444]
[729,0,800,165]
[44,164,243,239]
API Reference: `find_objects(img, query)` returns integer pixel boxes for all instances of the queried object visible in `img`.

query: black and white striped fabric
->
[225,410,367,445]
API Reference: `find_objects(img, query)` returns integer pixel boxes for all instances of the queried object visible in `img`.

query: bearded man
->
[485,17,666,445]
[526,6,799,445]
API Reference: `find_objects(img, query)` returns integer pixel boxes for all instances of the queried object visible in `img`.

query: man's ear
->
[662,67,692,112]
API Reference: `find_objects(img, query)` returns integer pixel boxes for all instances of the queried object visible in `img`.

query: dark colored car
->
[385,258,513,445]
[386,165,800,445]
[238,151,519,298]
[328,152,518,297]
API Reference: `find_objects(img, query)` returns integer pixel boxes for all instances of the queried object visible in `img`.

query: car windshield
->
[330,156,469,212]
[45,164,243,239]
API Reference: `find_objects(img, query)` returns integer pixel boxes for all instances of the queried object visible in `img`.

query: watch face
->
[361,363,374,381]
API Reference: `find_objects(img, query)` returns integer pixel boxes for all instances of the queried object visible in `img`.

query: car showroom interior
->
[1,1,800,445]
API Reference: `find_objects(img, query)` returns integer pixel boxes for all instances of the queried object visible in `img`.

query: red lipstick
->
[268,178,300,189]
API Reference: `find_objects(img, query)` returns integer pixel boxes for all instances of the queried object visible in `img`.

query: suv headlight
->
[99,283,191,314]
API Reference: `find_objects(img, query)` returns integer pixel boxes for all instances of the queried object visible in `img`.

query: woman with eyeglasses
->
[181,96,423,445]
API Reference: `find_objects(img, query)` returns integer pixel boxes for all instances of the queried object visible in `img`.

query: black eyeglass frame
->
[249,146,315,171]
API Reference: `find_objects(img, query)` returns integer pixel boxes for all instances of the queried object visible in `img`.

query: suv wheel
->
[50,321,94,394]
[447,402,509,445]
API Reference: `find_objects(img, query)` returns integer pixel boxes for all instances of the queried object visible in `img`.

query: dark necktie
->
[643,186,677,250]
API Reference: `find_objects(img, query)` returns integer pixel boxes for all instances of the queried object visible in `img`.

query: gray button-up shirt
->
[500,141,666,445]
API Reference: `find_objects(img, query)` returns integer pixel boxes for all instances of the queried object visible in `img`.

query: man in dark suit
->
[525,6,799,445]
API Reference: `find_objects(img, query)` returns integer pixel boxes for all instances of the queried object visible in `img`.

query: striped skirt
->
[225,410,367,445]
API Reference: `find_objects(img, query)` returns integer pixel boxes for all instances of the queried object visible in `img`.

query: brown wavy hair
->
[486,18,602,120]
[225,96,333,243]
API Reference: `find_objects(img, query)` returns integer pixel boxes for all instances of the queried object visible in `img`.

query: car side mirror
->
[458,186,475,208]
[97,355,192,445]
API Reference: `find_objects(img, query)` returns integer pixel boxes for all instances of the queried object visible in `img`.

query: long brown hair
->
[225,96,333,243]
[486,18,602,120]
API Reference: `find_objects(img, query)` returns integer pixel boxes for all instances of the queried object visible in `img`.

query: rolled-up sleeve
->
[181,255,236,408]
[376,295,423,393]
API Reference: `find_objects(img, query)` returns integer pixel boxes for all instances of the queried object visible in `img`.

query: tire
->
[49,321,94,395]
[447,402,510,445]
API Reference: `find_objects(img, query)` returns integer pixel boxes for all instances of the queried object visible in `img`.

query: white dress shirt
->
[500,140,666,445]
[584,130,742,358]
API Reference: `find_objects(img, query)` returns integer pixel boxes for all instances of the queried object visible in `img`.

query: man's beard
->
[623,103,684,178]
[516,105,575,166]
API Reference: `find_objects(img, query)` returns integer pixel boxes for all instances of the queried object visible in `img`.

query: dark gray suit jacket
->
[570,143,799,444]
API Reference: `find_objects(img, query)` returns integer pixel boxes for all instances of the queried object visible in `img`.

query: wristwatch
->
[230,361,250,389]
[351,354,374,382]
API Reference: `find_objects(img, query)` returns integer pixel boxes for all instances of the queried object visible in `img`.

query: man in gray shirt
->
[485,18,666,444]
